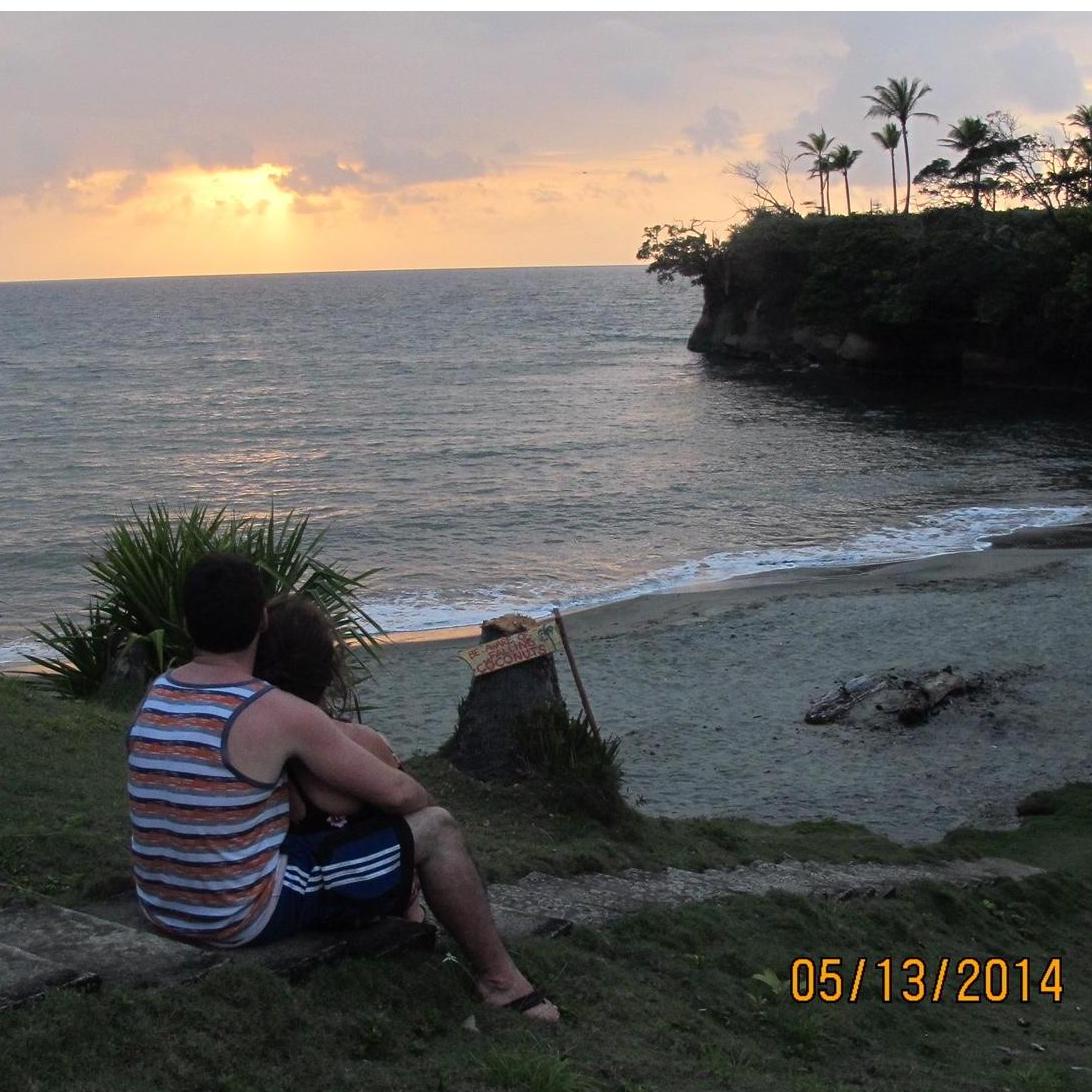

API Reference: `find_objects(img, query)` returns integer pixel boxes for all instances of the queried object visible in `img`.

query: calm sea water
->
[2,265,1091,661]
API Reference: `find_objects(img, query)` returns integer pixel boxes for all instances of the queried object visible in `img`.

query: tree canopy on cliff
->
[719,78,1092,218]
[636,221,720,284]
[639,205,1092,377]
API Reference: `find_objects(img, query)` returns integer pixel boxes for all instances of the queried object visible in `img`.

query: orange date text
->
[790,956,1063,1004]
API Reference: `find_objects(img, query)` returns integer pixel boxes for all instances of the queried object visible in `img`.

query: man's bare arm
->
[287,703,430,814]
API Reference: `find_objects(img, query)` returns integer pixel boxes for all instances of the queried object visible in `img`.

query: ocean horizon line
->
[0,261,642,289]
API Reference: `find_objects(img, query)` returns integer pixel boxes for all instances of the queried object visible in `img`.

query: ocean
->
[2,264,1091,662]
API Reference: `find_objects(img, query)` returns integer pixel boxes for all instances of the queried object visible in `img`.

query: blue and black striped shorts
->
[254,811,415,943]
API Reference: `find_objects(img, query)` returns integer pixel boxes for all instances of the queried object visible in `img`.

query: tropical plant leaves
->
[31,504,382,700]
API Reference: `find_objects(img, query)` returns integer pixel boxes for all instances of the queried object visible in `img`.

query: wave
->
[2,503,1087,664]
[363,503,1091,634]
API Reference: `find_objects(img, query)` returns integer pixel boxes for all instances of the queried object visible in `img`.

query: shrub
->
[513,702,630,826]
[28,504,380,700]
[28,601,124,699]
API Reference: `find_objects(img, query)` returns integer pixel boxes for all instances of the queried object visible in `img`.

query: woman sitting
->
[254,593,424,923]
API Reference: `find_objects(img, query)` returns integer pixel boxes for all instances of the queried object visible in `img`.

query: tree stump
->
[447,614,569,782]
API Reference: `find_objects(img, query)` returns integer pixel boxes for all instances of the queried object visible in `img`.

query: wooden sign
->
[458,619,563,677]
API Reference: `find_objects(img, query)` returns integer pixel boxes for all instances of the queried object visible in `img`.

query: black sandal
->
[504,989,551,1013]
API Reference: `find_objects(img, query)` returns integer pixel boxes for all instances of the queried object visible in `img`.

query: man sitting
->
[127,552,558,1021]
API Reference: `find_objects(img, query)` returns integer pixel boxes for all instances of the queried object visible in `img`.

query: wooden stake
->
[552,607,601,737]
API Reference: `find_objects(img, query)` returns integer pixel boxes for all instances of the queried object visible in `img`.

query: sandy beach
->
[368,538,1092,844]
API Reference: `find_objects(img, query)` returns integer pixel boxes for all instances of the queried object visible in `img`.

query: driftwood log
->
[447,614,569,782]
[805,668,982,727]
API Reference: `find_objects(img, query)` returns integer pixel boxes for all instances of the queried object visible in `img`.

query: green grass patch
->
[6,677,1092,903]
[1,872,1089,1091]
[3,678,1092,1089]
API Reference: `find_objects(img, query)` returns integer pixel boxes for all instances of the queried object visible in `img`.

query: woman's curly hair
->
[253,593,353,716]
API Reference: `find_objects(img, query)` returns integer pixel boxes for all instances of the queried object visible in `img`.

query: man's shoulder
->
[242,684,326,734]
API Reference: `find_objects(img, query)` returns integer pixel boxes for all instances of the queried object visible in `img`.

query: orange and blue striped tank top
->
[127,674,290,947]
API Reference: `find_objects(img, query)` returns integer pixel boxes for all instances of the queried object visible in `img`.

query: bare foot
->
[478,973,560,1022]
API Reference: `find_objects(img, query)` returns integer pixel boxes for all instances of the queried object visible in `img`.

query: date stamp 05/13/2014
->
[791,957,1064,1004]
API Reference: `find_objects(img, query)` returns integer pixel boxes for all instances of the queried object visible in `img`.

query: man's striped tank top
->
[127,674,290,947]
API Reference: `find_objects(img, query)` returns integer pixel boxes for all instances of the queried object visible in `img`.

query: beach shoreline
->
[364,539,1092,844]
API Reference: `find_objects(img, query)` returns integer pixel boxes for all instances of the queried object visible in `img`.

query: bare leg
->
[405,806,559,1022]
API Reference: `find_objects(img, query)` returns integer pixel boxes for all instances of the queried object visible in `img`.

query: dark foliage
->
[644,206,1092,375]
[512,703,630,826]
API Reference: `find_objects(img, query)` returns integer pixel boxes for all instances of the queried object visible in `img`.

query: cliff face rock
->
[690,289,1046,386]
[688,277,890,369]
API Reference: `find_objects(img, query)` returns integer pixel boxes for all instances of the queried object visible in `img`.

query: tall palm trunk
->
[901,123,911,212]
[888,149,898,213]
[842,170,852,214]
[1086,126,1092,204]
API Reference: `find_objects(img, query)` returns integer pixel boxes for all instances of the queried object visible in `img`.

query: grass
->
[2,677,1092,1090]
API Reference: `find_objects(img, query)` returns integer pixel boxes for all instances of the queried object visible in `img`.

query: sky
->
[3,12,1092,282]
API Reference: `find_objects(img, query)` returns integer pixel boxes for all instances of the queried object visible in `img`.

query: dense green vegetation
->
[640,206,1092,378]
[3,677,1092,1090]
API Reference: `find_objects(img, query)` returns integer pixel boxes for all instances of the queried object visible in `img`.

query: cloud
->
[357,138,487,188]
[683,106,742,154]
[627,168,669,184]
[274,154,372,196]
[110,172,148,203]
[995,35,1084,114]
[1,12,1089,210]
[274,143,488,198]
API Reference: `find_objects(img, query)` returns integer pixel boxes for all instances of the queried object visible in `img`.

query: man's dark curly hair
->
[183,553,266,654]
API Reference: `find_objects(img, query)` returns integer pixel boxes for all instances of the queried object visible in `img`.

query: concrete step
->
[0,902,218,988]
[485,856,1043,929]
[0,854,1040,1005]
[79,894,438,978]
[0,941,98,1012]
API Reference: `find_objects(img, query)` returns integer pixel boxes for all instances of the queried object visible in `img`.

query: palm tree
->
[796,129,836,215]
[1067,104,1092,139]
[1067,104,1092,202]
[871,122,901,213]
[827,144,863,213]
[940,117,993,208]
[864,77,938,212]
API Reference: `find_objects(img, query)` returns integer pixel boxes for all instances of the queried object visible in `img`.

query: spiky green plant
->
[30,504,381,699]
[27,601,124,699]
[513,703,629,826]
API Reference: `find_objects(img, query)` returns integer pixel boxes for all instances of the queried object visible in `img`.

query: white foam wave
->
[364,504,1091,633]
[0,638,55,668]
[3,504,1087,663]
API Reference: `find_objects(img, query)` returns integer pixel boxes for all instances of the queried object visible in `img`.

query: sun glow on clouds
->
[59,164,293,221]
[3,151,748,282]
[3,13,1091,282]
